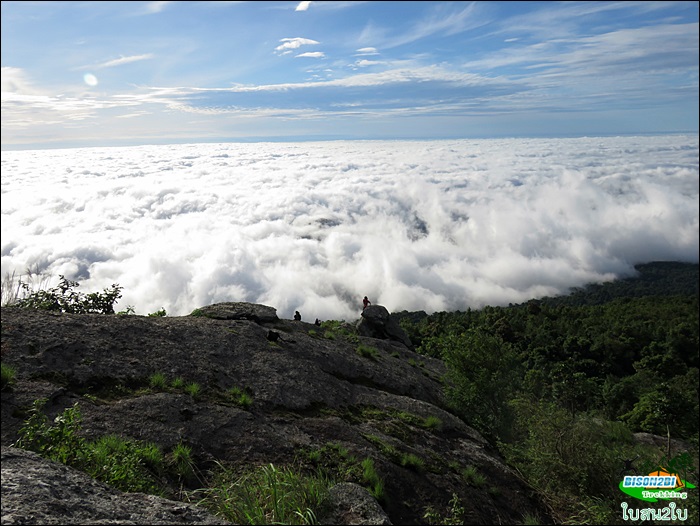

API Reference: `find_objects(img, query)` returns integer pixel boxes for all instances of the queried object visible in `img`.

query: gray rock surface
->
[1,446,228,525]
[319,483,392,525]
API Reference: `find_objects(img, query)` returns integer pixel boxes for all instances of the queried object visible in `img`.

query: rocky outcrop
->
[1,446,228,525]
[1,304,552,525]
[357,305,414,349]
[192,302,279,323]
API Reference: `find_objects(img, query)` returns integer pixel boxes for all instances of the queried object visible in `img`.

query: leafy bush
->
[14,275,122,314]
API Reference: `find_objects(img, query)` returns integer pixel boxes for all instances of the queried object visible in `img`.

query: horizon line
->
[3,130,698,152]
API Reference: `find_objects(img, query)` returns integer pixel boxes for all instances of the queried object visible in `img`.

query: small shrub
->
[148,308,166,317]
[170,377,185,389]
[1,363,17,391]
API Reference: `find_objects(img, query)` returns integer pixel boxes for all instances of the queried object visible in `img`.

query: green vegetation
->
[356,343,379,361]
[194,462,332,525]
[12,400,166,495]
[361,457,385,503]
[1,363,17,391]
[461,465,486,488]
[184,382,202,400]
[9,275,122,314]
[398,261,700,525]
[423,492,465,525]
[11,400,334,522]
[228,386,253,409]
[320,320,359,344]
[148,308,167,317]
[149,372,168,390]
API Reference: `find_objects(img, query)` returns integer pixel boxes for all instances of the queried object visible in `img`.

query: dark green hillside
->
[397,261,699,524]
[542,261,699,306]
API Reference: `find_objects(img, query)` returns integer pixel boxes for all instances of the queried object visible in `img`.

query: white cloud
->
[95,54,155,69]
[275,37,321,55]
[145,1,172,14]
[296,52,325,59]
[295,1,312,12]
[2,136,697,321]
[355,47,379,55]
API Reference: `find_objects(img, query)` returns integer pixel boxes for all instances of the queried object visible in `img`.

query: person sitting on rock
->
[293,311,301,321]
[362,296,371,310]
[314,318,321,326]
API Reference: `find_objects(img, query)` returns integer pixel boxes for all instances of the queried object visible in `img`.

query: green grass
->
[184,382,202,399]
[462,465,486,488]
[228,386,253,409]
[1,363,17,391]
[149,372,168,390]
[361,457,385,503]
[194,462,333,525]
[356,344,379,361]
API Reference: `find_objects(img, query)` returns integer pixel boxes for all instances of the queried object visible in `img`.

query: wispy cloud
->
[296,52,325,59]
[94,54,155,69]
[362,2,489,50]
[145,1,172,14]
[275,37,321,55]
[355,47,379,56]
[295,1,312,12]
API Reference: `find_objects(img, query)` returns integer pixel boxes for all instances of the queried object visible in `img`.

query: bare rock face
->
[1,446,228,525]
[319,483,392,525]
[356,305,414,349]
[1,303,553,525]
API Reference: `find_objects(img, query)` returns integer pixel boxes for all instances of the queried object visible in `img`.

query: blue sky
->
[1,1,698,149]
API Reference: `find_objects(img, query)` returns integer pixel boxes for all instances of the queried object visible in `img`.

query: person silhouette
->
[293,311,301,321]
[362,296,371,310]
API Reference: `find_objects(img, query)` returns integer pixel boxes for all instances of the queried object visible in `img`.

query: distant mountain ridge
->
[541,261,699,307]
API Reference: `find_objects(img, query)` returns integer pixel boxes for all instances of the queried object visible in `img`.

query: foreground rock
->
[1,304,553,525]
[1,446,228,525]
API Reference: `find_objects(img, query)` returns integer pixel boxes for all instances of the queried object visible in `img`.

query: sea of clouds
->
[1,135,698,321]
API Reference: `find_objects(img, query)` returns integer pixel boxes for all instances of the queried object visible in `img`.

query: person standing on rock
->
[362,296,371,310]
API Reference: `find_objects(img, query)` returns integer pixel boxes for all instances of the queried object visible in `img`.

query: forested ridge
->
[395,261,699,524]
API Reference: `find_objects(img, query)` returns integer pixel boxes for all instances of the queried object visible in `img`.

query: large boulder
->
[356,305,413,350]
[191,302,278,323]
